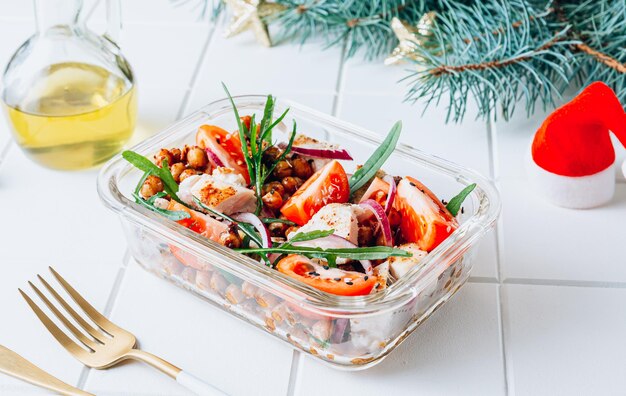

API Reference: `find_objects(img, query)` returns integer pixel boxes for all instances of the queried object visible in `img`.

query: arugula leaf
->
[446,183,476,217]
[348,121,402,195]
[122,150,183,204]
[158,158,179,195]
[132,193,190,221]
[123,150,160,174]
[235,245,411,261]
[134,171,150,196]
[288,229,335,243]
[261,218,297,226]
[222,83,255,184]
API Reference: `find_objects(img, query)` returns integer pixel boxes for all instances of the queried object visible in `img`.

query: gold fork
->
[19,267,227,396]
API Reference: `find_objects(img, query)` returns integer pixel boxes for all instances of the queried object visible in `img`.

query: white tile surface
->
[84,260,294,396]
[296,283,505,396]
[472,230,499,280]
[186,32,344,111]
[337,93,492,177]
[503,283,626,396]
[342,57,412,96]
[500,180,626,283]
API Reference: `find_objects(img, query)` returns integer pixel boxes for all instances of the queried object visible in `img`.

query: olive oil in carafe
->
[4,62,136,170]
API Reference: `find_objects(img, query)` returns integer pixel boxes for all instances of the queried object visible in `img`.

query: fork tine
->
[48,267,120,335]
[37,275,107,344]
[28,280,99,351]
[19,289,90,360]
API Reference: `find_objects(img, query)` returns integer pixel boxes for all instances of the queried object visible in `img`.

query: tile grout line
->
[487,113,510,396]
[176,15,220,119]
[76,249,132,390]
[285,35,349,396]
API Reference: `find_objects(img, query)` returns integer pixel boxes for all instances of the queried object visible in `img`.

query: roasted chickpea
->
[358,224,375,246]
[187,147,208,170]
[281,176,303,194]
[170,162,186,183]
[292,157,313,179]
[179,168,200,182]
[219,230,242,249]
[285,226,300,239]
[262,181,285,197]
[263,146,282,162]
[140,175,164,198]
[262,190,283,210]
[180,145,191,163]
[273,160,292,179]
[268,221,288,237]
[170,148,182,163]
[154,149,173,166]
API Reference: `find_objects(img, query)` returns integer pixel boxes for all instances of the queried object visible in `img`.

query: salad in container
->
[98,86,500,369]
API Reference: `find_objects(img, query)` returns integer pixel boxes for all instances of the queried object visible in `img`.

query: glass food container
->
[98,96,500,370]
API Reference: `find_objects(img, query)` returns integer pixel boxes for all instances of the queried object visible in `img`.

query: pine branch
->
[403,0,576,122]
[560,0,626,104]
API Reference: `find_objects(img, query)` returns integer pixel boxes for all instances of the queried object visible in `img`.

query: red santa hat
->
[527,82,626,208]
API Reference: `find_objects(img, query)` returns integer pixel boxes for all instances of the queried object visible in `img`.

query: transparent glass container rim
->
[97,94,501,316]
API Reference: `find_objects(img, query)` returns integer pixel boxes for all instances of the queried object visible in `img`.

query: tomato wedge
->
[196,124,250,183]
[359,176,389,206]
[167,201,228,269]
[280,159,350,225]
[276,255,377,296]
[394,176,458,252]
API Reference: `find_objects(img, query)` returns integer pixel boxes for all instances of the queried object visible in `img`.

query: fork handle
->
[126,349,227,396]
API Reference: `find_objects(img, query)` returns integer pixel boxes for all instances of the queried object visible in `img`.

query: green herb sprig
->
[222,83,296,215]
[235,245,411,263]
[446,183,476,217]
[349,121,402,196]
[123,150,184,204]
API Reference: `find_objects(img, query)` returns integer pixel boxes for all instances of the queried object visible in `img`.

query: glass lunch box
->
[97,95,501,370]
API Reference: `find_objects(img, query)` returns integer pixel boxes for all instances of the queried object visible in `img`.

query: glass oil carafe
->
[1,0,136,170]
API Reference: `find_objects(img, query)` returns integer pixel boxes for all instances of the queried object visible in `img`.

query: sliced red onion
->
[290,146,353,160]
[359,199,393,247]
[232,212,271,248]
[383,174,397,214]
[330,318,349,344]
[204,148,225,168]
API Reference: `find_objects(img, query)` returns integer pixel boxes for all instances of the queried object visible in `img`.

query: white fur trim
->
[525,151,615,209]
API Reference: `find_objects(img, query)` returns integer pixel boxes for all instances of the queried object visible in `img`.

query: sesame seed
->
[461,207,465,214]
[334,278,341,281]
[323,266,330,270]
[308,271,320,276]
[409,182,416,187]
[345,281,354,285]
[364,276,369,281]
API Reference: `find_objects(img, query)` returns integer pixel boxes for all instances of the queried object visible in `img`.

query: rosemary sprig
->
[348,121,402,196]
[222,83,296,215]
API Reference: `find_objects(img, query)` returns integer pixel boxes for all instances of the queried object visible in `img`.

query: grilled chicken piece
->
[385,243,428,279]
[290,203,363,245]
[177,167,256,215]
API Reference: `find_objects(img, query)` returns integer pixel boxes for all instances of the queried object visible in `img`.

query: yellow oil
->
[4,62,137,170]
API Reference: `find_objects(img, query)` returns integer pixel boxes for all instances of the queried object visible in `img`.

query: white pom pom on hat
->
[527,81,626,209]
